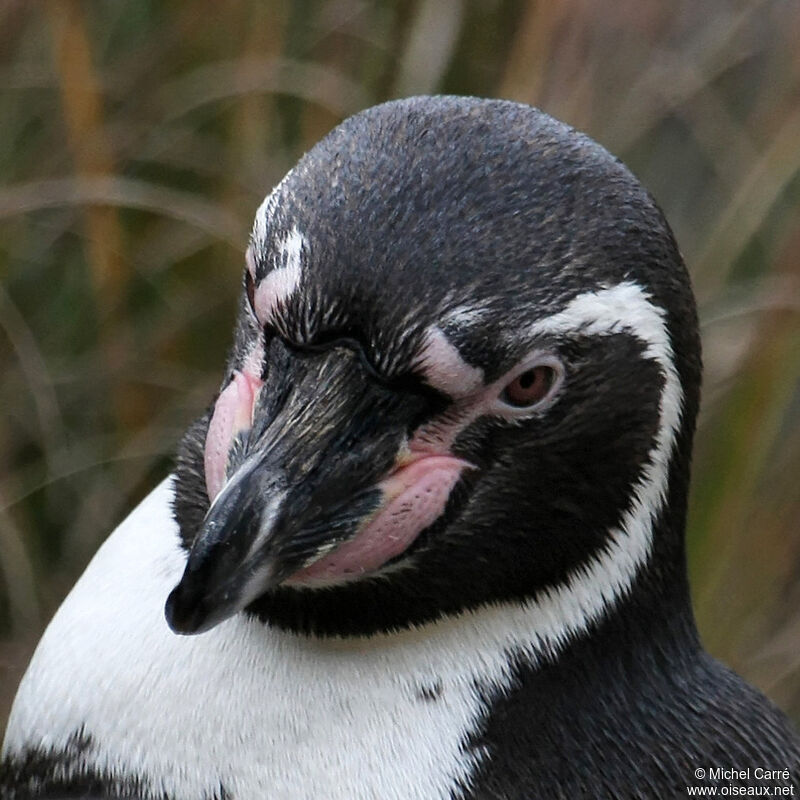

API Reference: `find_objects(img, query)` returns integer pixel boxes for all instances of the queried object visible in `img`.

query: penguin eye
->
[244,270,257,318]
[497,359,562,414]
[501,366,554,407]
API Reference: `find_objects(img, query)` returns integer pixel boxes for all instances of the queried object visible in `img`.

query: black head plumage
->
[171,96,701,639]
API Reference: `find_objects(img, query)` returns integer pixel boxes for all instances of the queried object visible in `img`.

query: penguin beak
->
[165,344,471,635]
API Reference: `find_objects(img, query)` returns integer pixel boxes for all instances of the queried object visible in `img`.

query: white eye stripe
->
[253,264,302,325]
[527,282,672,356]
[246,227,307,326]
[441,304,490,328]
[416,325,484,397]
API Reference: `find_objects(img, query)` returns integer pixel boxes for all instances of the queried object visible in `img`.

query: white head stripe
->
[515,280,682,649]
[417,326,484,396]
[252,227,307,324]
[279,227,305,272]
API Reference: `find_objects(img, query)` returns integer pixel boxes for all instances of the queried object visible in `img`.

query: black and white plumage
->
[2,96,798,799]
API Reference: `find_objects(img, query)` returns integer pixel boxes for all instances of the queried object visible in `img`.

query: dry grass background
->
[1,0,799,730]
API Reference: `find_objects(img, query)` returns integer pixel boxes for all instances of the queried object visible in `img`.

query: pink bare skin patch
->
[287,455,472,586]
[204,369,263,502]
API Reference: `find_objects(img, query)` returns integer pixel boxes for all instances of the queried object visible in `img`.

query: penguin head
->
[167,96,701,638]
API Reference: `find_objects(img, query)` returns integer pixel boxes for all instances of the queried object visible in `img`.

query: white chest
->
[3,482,507,800]
[4,470,646,799]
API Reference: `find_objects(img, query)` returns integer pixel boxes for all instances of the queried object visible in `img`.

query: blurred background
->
[1,0,799,728]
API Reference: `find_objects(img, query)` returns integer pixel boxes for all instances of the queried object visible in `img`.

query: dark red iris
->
[501,365,556,408]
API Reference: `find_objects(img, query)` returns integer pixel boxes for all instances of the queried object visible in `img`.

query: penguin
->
[1,96,798,800]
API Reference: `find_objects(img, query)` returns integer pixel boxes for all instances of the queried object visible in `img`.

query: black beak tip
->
[165,582,212,636]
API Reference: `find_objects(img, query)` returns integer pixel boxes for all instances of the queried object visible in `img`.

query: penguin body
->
[2,96,799,799]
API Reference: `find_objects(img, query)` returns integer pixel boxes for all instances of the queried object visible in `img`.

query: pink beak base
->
[203,371,471,587]
[287,455,472,586]
[204,370,263,502]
